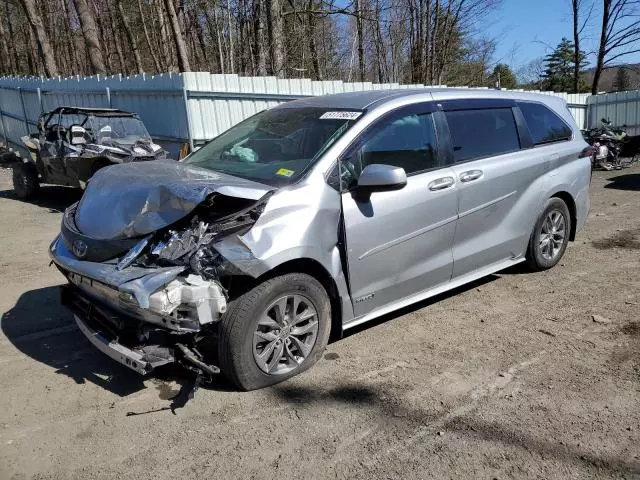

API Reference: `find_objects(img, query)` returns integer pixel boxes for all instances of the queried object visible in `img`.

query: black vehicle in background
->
[0,107,166,199]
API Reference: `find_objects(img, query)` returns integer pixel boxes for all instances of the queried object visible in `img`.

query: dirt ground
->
[0,165,638,480]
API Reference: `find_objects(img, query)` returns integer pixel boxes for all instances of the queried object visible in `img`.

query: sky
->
[484,0,640,72]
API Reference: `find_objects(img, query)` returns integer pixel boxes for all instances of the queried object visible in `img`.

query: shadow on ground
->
[0,185,82,212]
[604,173,640,191]
[1,285,237,407]
[270,382,640,475]
[1,285,146,396]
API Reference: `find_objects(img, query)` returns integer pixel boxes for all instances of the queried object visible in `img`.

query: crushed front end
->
[50,163,273,378]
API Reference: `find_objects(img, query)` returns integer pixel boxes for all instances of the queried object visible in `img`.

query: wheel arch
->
[550,190,577,241]
[262,258,344,340]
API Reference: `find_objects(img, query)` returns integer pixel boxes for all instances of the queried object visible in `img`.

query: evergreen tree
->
[614,68,630,92]
[488,64,517,89]
[542,38,589,92]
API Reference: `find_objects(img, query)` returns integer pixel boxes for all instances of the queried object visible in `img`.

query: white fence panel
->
[4,71,630,161]
[587,90,640,136]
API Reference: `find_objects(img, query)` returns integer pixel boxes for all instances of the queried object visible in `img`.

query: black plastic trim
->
[436,98,517,111]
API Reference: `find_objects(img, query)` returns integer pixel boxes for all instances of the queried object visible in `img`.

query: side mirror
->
[70,125,87,145]
[357,164,407,191]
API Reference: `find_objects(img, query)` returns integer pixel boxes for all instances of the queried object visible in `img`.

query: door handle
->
[428,176,455,191]
[459,170,483,183]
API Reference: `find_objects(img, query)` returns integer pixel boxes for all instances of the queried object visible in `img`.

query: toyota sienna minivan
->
[50,89,591,390]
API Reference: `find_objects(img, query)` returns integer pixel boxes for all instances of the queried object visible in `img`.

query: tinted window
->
[445,108,520,162]
[345,112,438,180]
[518,102,572,145]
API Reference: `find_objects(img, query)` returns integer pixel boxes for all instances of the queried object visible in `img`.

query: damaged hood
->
[75,160,273,240]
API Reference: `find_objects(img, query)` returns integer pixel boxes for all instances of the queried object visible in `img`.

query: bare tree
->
[163,0,191,71]
[355,0,365,81]
[117,0,143,74]
[570,0,593,93]
[255,0,267,75]
[72,0,106,75]
[18,0,58,76]
[267,0,284,76]
[138,0,161,72]
[592,0,640,94]
[0,5,11,74]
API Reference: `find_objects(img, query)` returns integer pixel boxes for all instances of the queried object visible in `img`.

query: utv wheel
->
[12,162,39,200]
[218,273,331,391]
[526,197,571,271]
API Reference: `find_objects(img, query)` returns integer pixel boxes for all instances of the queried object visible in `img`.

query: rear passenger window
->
[445,108,520,162]
[518,102,572,145]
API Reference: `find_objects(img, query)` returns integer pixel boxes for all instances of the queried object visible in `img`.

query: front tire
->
[526,197,571,271]
[218,273,331,391]
[12,162,39,200]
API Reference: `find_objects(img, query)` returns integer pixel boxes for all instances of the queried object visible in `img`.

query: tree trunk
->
[191,9,210,71]
[106,1,127,74]
[306,0,321,79]
[430,0,440,84]
[424,0,431,84]
[592,0,609,94]
[226,0,235,73]
[92,1,112,72]
[355,0,365,81]
[255,0,267,75]
[0,7,11,74]
[117,0,143,74]
[163,0,190,71]
[238,0,247,73]
[137,0,161,72]
[572,0,580,93]
[24,22,39,75]
[267,0,284,77]
[204,5,225,73]
[60,0,79,74]
[72,0,106,75]
[19,0,59,76]
[155,0,173,70]
[5,2,22,74]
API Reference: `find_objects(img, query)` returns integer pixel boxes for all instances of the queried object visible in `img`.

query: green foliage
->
[542,38,589,93]
[488,64,517,89]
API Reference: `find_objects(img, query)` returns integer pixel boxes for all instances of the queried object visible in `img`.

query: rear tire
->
[526,197,571,271]
[218,273,331,391]
[12,162,39,200]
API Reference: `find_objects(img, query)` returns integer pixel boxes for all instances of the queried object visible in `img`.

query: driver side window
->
[340,111,438,189]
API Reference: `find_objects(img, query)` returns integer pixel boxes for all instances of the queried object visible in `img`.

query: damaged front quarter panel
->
[208,178,356,326]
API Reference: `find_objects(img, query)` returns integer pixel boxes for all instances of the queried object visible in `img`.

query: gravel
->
[0,166,639,479]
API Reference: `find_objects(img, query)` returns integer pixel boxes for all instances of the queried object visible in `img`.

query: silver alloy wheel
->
[538,209,566,260]
[253,294,319,375]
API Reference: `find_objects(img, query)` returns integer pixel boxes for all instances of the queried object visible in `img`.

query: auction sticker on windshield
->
[276,168,295,177]
[319,111,362,120]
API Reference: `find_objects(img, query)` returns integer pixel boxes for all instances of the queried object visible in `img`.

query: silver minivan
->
[50,89,591,390]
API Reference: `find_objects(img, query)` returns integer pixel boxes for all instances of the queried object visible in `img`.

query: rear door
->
[340,103,458,317]
[441,100,544,278]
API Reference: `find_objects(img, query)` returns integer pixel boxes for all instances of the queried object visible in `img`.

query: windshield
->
[89,116,151,144]
[183,107,361,186]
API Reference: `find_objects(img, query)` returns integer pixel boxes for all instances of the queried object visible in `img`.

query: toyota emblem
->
[72,239,88,258]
